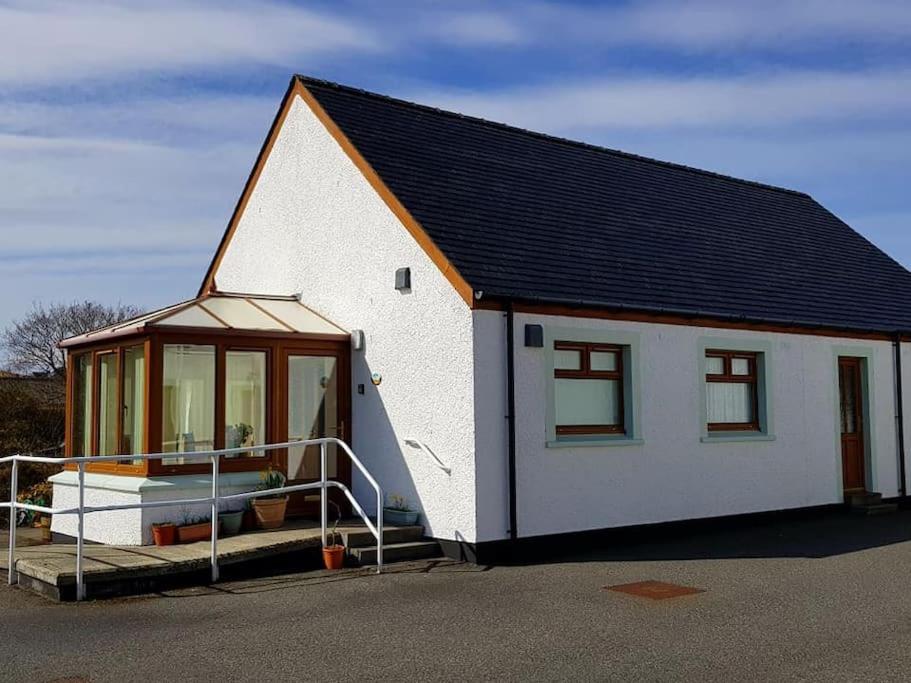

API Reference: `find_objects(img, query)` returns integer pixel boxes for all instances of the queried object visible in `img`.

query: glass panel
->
[288,356,338,480]
[707,382,753,425]
[121,346,145,464]
[840,365,856,434]
[200,298,284,330]
[705,356,725,376]
[162,345,215,465]
[225,351,267,458]
[554,349,582,371]
[72,355,92,456]
[731,357,751,376]
[555,378,621,427]
[590,351,618,372]
[97,354,118,456]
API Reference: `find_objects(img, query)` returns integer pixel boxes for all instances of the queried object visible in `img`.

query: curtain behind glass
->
[162,344,215,465]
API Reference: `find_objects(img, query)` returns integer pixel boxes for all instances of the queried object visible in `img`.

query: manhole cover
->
[605,580,703,600]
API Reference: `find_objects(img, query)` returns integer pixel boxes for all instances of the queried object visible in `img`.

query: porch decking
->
[1,520,435,601]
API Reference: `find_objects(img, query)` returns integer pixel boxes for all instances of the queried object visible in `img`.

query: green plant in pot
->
[383,494,419,526]
[322,501,345,570]
[252,467,288,529]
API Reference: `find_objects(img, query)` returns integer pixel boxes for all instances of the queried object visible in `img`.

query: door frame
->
[277,340,352,517]
[834,350,875,498]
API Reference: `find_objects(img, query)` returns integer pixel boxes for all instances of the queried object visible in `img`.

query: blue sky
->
[1,0,910,337]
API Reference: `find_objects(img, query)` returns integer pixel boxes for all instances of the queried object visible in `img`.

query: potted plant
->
[252,468,288,529]
[152,522,177,546]
[383,494,420,526]
[176,513,216,543]
[322,501,345,570]
[218,509,244,535]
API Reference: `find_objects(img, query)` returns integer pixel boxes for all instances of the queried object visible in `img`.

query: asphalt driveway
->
[4,509,911,682]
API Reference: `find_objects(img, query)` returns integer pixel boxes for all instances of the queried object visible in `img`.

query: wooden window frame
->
[705,350,760,432]
[554,341,625,436]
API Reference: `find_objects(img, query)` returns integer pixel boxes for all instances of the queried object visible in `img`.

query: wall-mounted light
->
[351,329,365,351]
[395,267,411,291]
[525,324,544,347]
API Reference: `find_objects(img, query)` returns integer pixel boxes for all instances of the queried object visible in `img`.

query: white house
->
[53,75,911,561]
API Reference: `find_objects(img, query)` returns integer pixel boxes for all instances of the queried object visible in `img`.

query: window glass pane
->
[122,346,145,463]
[731,357,751,376]
[705,356,724,375]
[288,356,338,479]
[555,378,621,427]
[97,354,118,456]
[707,382,753,425]
[73,355,92,456]
[225,351,267,458]
[162,345,215,465]
[554,349,581,371]
[590,351,618,372]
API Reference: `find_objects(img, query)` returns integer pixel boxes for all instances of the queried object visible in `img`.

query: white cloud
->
[420,10,527,47]
[411,69,911,132]
[0,0,382,86]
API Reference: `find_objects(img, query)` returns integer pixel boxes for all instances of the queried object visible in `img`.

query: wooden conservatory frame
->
[60,294,351,479]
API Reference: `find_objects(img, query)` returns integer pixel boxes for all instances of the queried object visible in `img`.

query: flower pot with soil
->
[219,510,244,535]
[152,522,177,546]
[176,518,215,544]
[383,494,420,526]
[252,468,289,530]
[322,501,345,570]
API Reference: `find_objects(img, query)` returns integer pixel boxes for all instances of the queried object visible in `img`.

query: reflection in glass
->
[73,355,92,456]
[162,345,215,465]
[225,350,267,458]
[97,353,118,456]
[288,356,338,480]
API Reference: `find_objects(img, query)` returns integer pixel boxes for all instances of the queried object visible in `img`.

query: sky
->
[1,0,910,338]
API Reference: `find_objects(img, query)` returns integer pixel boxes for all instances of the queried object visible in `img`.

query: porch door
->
[838,357,866,494]
[282,350,350,517]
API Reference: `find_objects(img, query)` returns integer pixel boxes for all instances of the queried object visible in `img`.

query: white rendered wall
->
[214,95,477,542]
[474,310,904,541]
[50,472,260,545]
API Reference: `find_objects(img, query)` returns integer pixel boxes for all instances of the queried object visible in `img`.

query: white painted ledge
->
[49,470,262,493]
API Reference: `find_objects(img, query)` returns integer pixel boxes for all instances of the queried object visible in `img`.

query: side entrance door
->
[279,345,351,517]
[838,357,866,495]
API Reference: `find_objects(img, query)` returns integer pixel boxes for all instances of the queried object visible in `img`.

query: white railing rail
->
[0,438,383,601]
[403,439,451,475]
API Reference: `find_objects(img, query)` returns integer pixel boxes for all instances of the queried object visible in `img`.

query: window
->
[705,350,759,431]
[121,345,145,462]
[162,344,216,464]
[72,354,92,456]
[97,353,119,456]
[225,350,267,458]
[554,342,625,436]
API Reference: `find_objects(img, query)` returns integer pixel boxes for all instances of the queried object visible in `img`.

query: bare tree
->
[1,301,143,377]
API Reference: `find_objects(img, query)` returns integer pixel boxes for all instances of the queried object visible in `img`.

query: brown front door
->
[838,357,866,494]
[280,348,351,517]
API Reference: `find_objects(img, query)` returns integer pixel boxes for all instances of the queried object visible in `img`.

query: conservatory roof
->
[59,292,347,348]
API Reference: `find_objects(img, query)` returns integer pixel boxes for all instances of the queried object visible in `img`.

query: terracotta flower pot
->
[253,496,289,529]
[323,545,345,570]
[152,523,178,546]
[176,521,212,544]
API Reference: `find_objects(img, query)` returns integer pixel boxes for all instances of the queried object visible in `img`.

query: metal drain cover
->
[605,580,704,600]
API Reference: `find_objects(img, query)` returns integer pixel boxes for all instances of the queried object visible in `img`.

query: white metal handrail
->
[0,437,383,601]
[403,439,451,475]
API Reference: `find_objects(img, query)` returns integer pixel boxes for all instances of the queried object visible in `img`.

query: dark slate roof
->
[299,75,911,333]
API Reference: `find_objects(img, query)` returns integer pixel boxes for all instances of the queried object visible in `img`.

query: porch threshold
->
[2,519,425,601]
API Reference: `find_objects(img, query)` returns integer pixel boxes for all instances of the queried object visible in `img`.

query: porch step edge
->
[341,525,424,548]
[348,540,441,566]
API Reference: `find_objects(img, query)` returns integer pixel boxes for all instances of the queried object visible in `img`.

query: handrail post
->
[210,454,219,583]
[76,461,85,601]
[320,441,327,548]
[376,487,383,574]
[7,457,18,586]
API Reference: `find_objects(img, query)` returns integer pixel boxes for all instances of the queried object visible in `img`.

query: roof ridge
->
[294,74,810,199]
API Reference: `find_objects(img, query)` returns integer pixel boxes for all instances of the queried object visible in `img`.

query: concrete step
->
[849,492,883,507]
[348,540,442,566]
[340,525,424,548]
[851,503,899,516]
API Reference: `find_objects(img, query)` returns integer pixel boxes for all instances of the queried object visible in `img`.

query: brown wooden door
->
[279,347,351,517]
[838,357,866,494]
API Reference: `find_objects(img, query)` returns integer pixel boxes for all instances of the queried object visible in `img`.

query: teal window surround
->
[544,326,642,448]
[698,337,775,443]
[831,346,876,497]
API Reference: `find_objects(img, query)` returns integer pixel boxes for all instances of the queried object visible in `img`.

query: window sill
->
[700,433,776,443]
[546,437,644,449]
